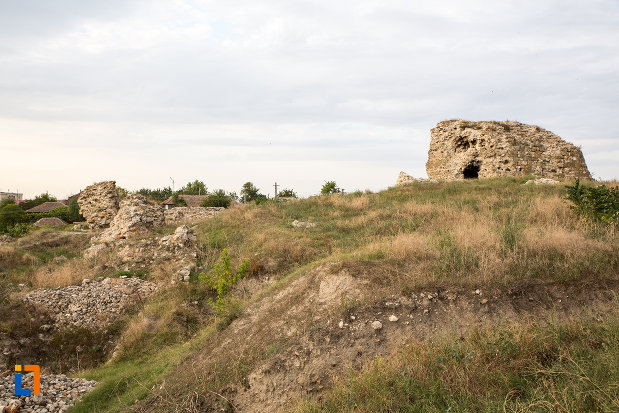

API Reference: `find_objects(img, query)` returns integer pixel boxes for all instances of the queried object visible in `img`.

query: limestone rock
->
[83,243,107,259]
[395,171,437,186]
[396,171,416,185]
[164,207,224,225]
[97,194,164,242]
[426,120,591,181]
[78,181,120,229]
[371,321,383,330]
[291,220,317,229]
[525,178,560,185]
[0,235,14,245]
[160,225,197,248]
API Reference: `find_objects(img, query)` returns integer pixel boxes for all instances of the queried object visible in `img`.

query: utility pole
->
[274,182,279,199]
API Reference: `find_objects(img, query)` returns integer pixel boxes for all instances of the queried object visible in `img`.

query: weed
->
[566,180,618,227]
[199,249,249,314]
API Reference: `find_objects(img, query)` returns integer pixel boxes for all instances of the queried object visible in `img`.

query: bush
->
[321,181,340,195]
[199,249,249,314]
[136,187,173,202]
[200,190,232,208]
[566,180,619,226]
[278,188,297,198]
[240,182,265,203]
[66,197,85,223]
[0,203,28,233]
[7,222,31,237]
[171,193,187,207]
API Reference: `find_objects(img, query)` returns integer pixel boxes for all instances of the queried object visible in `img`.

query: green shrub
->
[278,188,297,198]
[566,180,619,226]
[7,222,31,237]
[321,181,340,195]
[240,182,265,203]
[136,187,173,202]
[0,203,28,233]
[200,190,232,208]
[66,196,85,222]
[172,193,187,206]
[199,249,249,314]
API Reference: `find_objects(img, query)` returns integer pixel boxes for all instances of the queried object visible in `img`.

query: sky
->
[1,0,618,199]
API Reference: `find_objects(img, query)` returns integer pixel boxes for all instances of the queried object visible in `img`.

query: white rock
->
[338,321,344,328]
[371,321,383,330]
[525,178,560,185]
[388,315,399,322]
[291,220,317,229]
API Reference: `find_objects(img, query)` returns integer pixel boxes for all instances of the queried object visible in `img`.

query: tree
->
[201,189,232,208]
[180,180,207,195]
[278,188,297,198]
[0,199,15,208]
[240,182,264,203]
[172,193,187,206]
[19,193,57,211]
[321,181,340,195]
[0,203,27,233]
[66,197,85,223]
[136,186,173,202]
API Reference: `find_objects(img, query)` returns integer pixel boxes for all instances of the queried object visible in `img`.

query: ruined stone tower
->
[426,120,591,181]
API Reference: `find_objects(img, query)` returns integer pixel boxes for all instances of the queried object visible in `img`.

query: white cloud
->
[0,0,617,198]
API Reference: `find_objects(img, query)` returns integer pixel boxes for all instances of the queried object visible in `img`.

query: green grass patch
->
[69,325,216,413]
[296,316,619,412]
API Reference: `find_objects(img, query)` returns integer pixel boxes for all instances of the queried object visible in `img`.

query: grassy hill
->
[3,177,617,412]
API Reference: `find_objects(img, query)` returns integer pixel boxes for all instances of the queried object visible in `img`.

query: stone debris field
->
[24,277,158,328]
[0,372,95,413]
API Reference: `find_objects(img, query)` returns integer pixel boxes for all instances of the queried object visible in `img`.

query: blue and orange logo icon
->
[14,365,40,396]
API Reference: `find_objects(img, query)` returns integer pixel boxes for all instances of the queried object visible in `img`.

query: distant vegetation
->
[136,187,173,202]
[200,189,234,208]
[321,180,341,194]
[0,192,85,236]
[278,188,297,198]
[240,181,267,203]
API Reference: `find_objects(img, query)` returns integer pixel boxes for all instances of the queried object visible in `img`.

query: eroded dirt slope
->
[136,262,618,412]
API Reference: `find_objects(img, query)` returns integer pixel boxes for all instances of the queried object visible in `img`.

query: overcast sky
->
[1,0,618,198]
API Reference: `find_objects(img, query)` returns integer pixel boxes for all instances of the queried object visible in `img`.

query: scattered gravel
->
[0,372,95,413]
[24,277,157,328]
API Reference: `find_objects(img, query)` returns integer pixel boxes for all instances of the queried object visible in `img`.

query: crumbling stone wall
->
[97,194,164,242]
[426,120,591,181]
[78,181,120,229]
[164,206,224,225]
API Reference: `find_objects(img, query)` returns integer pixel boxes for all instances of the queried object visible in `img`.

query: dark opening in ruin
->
[463,161,480,179]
